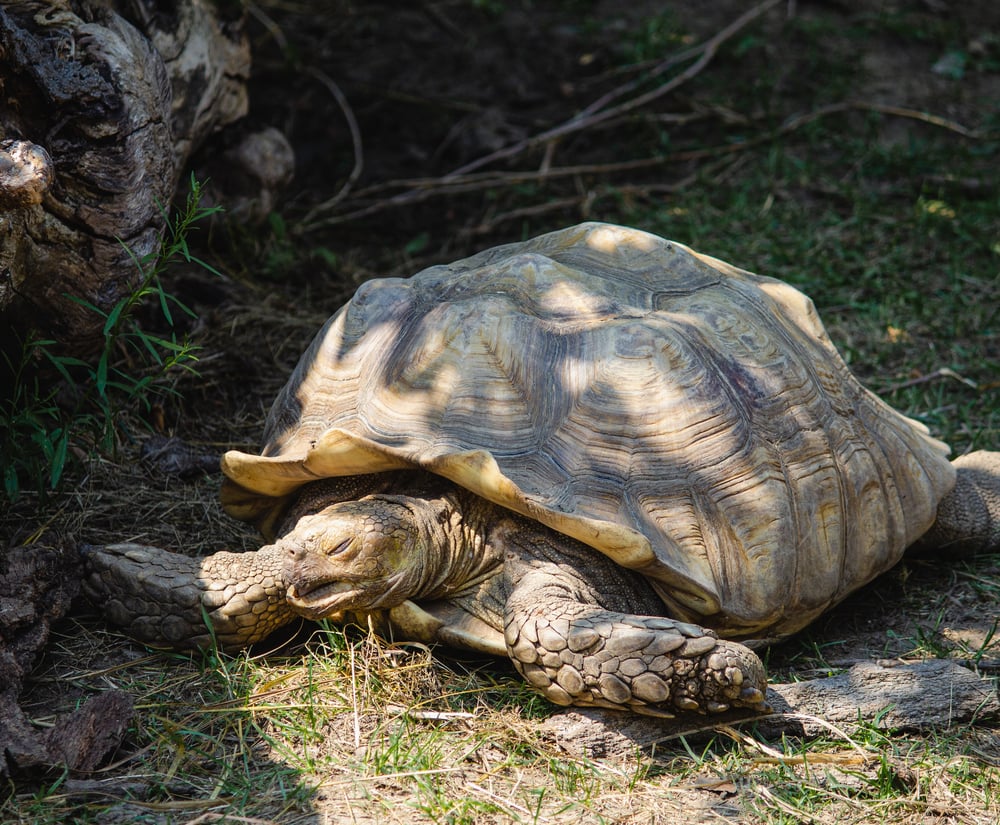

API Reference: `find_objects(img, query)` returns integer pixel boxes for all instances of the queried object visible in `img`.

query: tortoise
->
[83,222,1000,717]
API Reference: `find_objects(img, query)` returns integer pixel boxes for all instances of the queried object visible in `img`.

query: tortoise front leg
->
[501,547,768,716]
[82,543,295,650]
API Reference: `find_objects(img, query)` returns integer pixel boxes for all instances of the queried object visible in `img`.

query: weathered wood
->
[0,139,53,209]
[0,543,134,776]
[39,690,134,773]
[0,0,252,346]
[140,433,219,477]
[768,659,998,734]
[541,659,1000,758]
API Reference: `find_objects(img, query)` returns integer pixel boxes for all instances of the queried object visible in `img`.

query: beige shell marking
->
[222,223,955,637]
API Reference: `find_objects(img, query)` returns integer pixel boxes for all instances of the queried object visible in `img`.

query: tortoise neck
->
[401,487,505,602]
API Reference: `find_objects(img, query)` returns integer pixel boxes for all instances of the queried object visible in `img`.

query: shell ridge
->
[663,275,868,624]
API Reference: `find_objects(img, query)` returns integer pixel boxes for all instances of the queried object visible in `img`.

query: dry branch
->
[299,0,787,232]
[304,67,365,215]
[295,0,990,236]
[300,97,985,233]
[442,0,787,178]
[542,659,1000,759]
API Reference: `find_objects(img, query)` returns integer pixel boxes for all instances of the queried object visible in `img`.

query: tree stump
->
[0,0,260,347]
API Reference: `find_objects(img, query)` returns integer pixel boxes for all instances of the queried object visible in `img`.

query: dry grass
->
[10,601,998,824]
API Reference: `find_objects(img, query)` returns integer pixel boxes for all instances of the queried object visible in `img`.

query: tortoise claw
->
[739,686,771,711]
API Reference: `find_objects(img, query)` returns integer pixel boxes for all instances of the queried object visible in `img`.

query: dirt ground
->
[3,0,1000,822]
[237,0,1000,250]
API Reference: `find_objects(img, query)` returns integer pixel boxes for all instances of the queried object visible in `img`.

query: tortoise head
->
[280,496,428,620]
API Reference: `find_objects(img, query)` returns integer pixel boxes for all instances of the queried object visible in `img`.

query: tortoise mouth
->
[287,581,360,618]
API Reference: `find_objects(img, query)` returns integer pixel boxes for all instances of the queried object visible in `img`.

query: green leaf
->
[405,232,430,256]
[106,378,140,395]
[186,255,223,279]
[96,353,109,397]
[103,299,127,336]
[164,291,198,319]
[314,247,339,267]
[39,349,80,384]
[269,211,287,238]
[156,277,174,325]
[137,332,166,363]
[49,429,68,488]
[4,464,19,502]
[144,334,188,353]
[65,293,108,318]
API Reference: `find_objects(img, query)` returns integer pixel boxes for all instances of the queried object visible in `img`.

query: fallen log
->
[0,544,133,777]
[542,659,1000,759]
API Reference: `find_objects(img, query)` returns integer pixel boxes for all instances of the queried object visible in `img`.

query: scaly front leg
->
[82,543,294,650]
[502,556,768,716]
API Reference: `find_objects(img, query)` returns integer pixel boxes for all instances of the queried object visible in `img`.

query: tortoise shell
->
[221,223,955,638]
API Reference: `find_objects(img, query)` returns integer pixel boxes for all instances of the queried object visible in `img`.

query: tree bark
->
[0,543,134,777]
[0,0,251,346]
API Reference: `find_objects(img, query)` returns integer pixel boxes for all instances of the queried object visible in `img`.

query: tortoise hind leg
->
[499,535,768,716]
[920,451,1000,554]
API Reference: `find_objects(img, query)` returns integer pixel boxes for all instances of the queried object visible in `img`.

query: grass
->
[5,610,998,822]
[3,2,1000,824]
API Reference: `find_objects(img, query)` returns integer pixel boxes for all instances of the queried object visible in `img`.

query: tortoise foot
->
[506,608,769,716]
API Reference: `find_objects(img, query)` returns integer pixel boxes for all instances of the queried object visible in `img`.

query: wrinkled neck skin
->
[280,477,504,617]
[375,488,503,604]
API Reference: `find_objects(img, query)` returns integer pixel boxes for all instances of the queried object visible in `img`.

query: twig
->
[573,46,708,123]
[714,720,876,764]
[301,67,364,223]
[297,95,988,233]
[187,815,275,825]
[781,100,985,140]
[323,99,984,202]
[883,367,979,393]
[445,0,784,179]
[468,196,589,235]
[464,174,698,237]
[298,150,739,231]
[244,1,288,52]
[349,641,361,751]
[297,0,782,232]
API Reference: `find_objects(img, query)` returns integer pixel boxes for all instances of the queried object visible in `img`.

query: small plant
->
[0,175,221,504]
[0,336,71,501]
